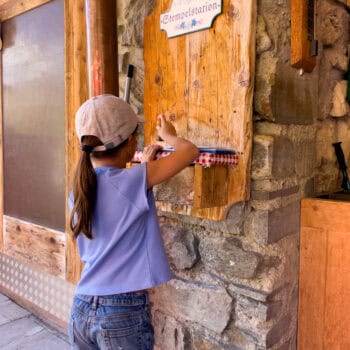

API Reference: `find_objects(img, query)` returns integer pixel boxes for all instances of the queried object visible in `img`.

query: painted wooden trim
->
[64,0,88,284]
[0,0,52,21]
[3,216,66,278]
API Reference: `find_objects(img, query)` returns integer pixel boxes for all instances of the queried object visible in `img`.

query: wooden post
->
[290,0,316,72]
[65,0,88,283]
[85,0,118,97]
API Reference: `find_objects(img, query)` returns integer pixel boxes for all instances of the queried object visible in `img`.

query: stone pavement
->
[0,293,70,349]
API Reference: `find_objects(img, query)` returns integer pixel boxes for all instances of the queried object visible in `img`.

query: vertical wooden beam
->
[85,0,118,97]
[0,23,3,251]
[291,0,316,72]
[65,0,88,283]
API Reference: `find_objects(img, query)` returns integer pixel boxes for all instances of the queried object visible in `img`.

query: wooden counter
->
[298,197,350,349]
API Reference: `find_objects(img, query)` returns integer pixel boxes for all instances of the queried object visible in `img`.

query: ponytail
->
[69,130,136,239]
[69,136,101,239]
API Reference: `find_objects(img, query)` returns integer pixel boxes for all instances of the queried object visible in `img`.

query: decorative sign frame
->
[160,0,222,38]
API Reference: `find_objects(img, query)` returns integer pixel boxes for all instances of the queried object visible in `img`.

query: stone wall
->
[118,0,350,349]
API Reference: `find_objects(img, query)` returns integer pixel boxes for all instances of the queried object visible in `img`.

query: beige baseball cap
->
[75,94,140,152]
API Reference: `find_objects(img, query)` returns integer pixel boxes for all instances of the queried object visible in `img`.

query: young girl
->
[68,94,199,350]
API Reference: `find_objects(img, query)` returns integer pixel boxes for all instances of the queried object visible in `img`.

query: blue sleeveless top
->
[70,163,172,295]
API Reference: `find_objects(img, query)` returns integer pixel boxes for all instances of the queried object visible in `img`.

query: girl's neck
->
[92,158,127,169]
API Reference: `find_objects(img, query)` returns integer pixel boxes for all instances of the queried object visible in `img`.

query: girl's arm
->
[145,114,199,189]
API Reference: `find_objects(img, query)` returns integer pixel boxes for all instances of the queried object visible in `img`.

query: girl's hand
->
[156,114,177,142]
[141,144,162,163]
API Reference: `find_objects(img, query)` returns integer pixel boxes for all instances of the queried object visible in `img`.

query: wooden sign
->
[160,0,222,38]
[144,0,256,220]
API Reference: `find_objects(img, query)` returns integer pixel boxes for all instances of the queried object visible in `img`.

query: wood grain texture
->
[0,0,52,21]
[3,216,65,278]
[290,0,316,72]
[144,0,255,220]
[298,198,350,349]
[0,44,3,251]
[65,0,87,284]
[194,165,228,208]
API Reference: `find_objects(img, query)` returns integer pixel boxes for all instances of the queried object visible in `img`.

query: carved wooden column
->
[85,0,118,97]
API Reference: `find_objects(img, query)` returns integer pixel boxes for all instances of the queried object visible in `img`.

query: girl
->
[68,94,199,350]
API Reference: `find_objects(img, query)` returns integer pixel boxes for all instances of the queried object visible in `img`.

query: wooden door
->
[299,198,350,349]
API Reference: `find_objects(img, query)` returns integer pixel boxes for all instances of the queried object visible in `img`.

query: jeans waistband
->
[75,291,149,307]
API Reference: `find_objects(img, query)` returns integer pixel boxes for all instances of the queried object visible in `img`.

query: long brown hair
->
[69,136,102,239]
[69,133,134,239]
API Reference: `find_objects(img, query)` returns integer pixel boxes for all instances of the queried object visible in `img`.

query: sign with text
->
[160,0,222,38]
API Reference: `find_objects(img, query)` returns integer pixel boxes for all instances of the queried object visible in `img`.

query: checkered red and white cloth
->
[132,150,239,168]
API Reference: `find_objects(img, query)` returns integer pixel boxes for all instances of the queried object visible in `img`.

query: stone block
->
[222,325,258,350]
[301,178,315,197]
[252,135,274,179]
[235,296,267,326]
[153,311,191,350]
[247,201,300,244]
[229,283,269,302]
[315,120,336,167]
[151,279,232,334]
[191,332,228,350]
[256,15,272,55]
[234,296,269,347]
[267,202,300,243]
[266,315,292,348]
[245,209,268,244]
[118,51,130,73]
[251,186,299,201]
[199,237,261,279]
[330,80,349,117]
[271,137,295,178]
[319,1,348,47]
[160,224,198,270]
[336,120,350,164]
[121,0,156,47]
[225,202,246,231]
[254,54,276,120]
[154,167,194,205]
[271,62,318,125]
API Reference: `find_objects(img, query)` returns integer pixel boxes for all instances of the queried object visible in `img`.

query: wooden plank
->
[290,0,316,72]
[298,198,350,349]
[3,216,65,278]
[323,230,350,349]
[64,0,87,283]
[0,0,52,21]
[0,26,3,251]
[144,0,256,220]
[298,226,327,350]
[193,165,228,208]
[301,198,350,232]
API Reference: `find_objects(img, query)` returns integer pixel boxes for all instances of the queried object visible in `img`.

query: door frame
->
[0,0,86,283]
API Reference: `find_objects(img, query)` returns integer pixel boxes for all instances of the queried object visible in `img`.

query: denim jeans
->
[68,291,154,350]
